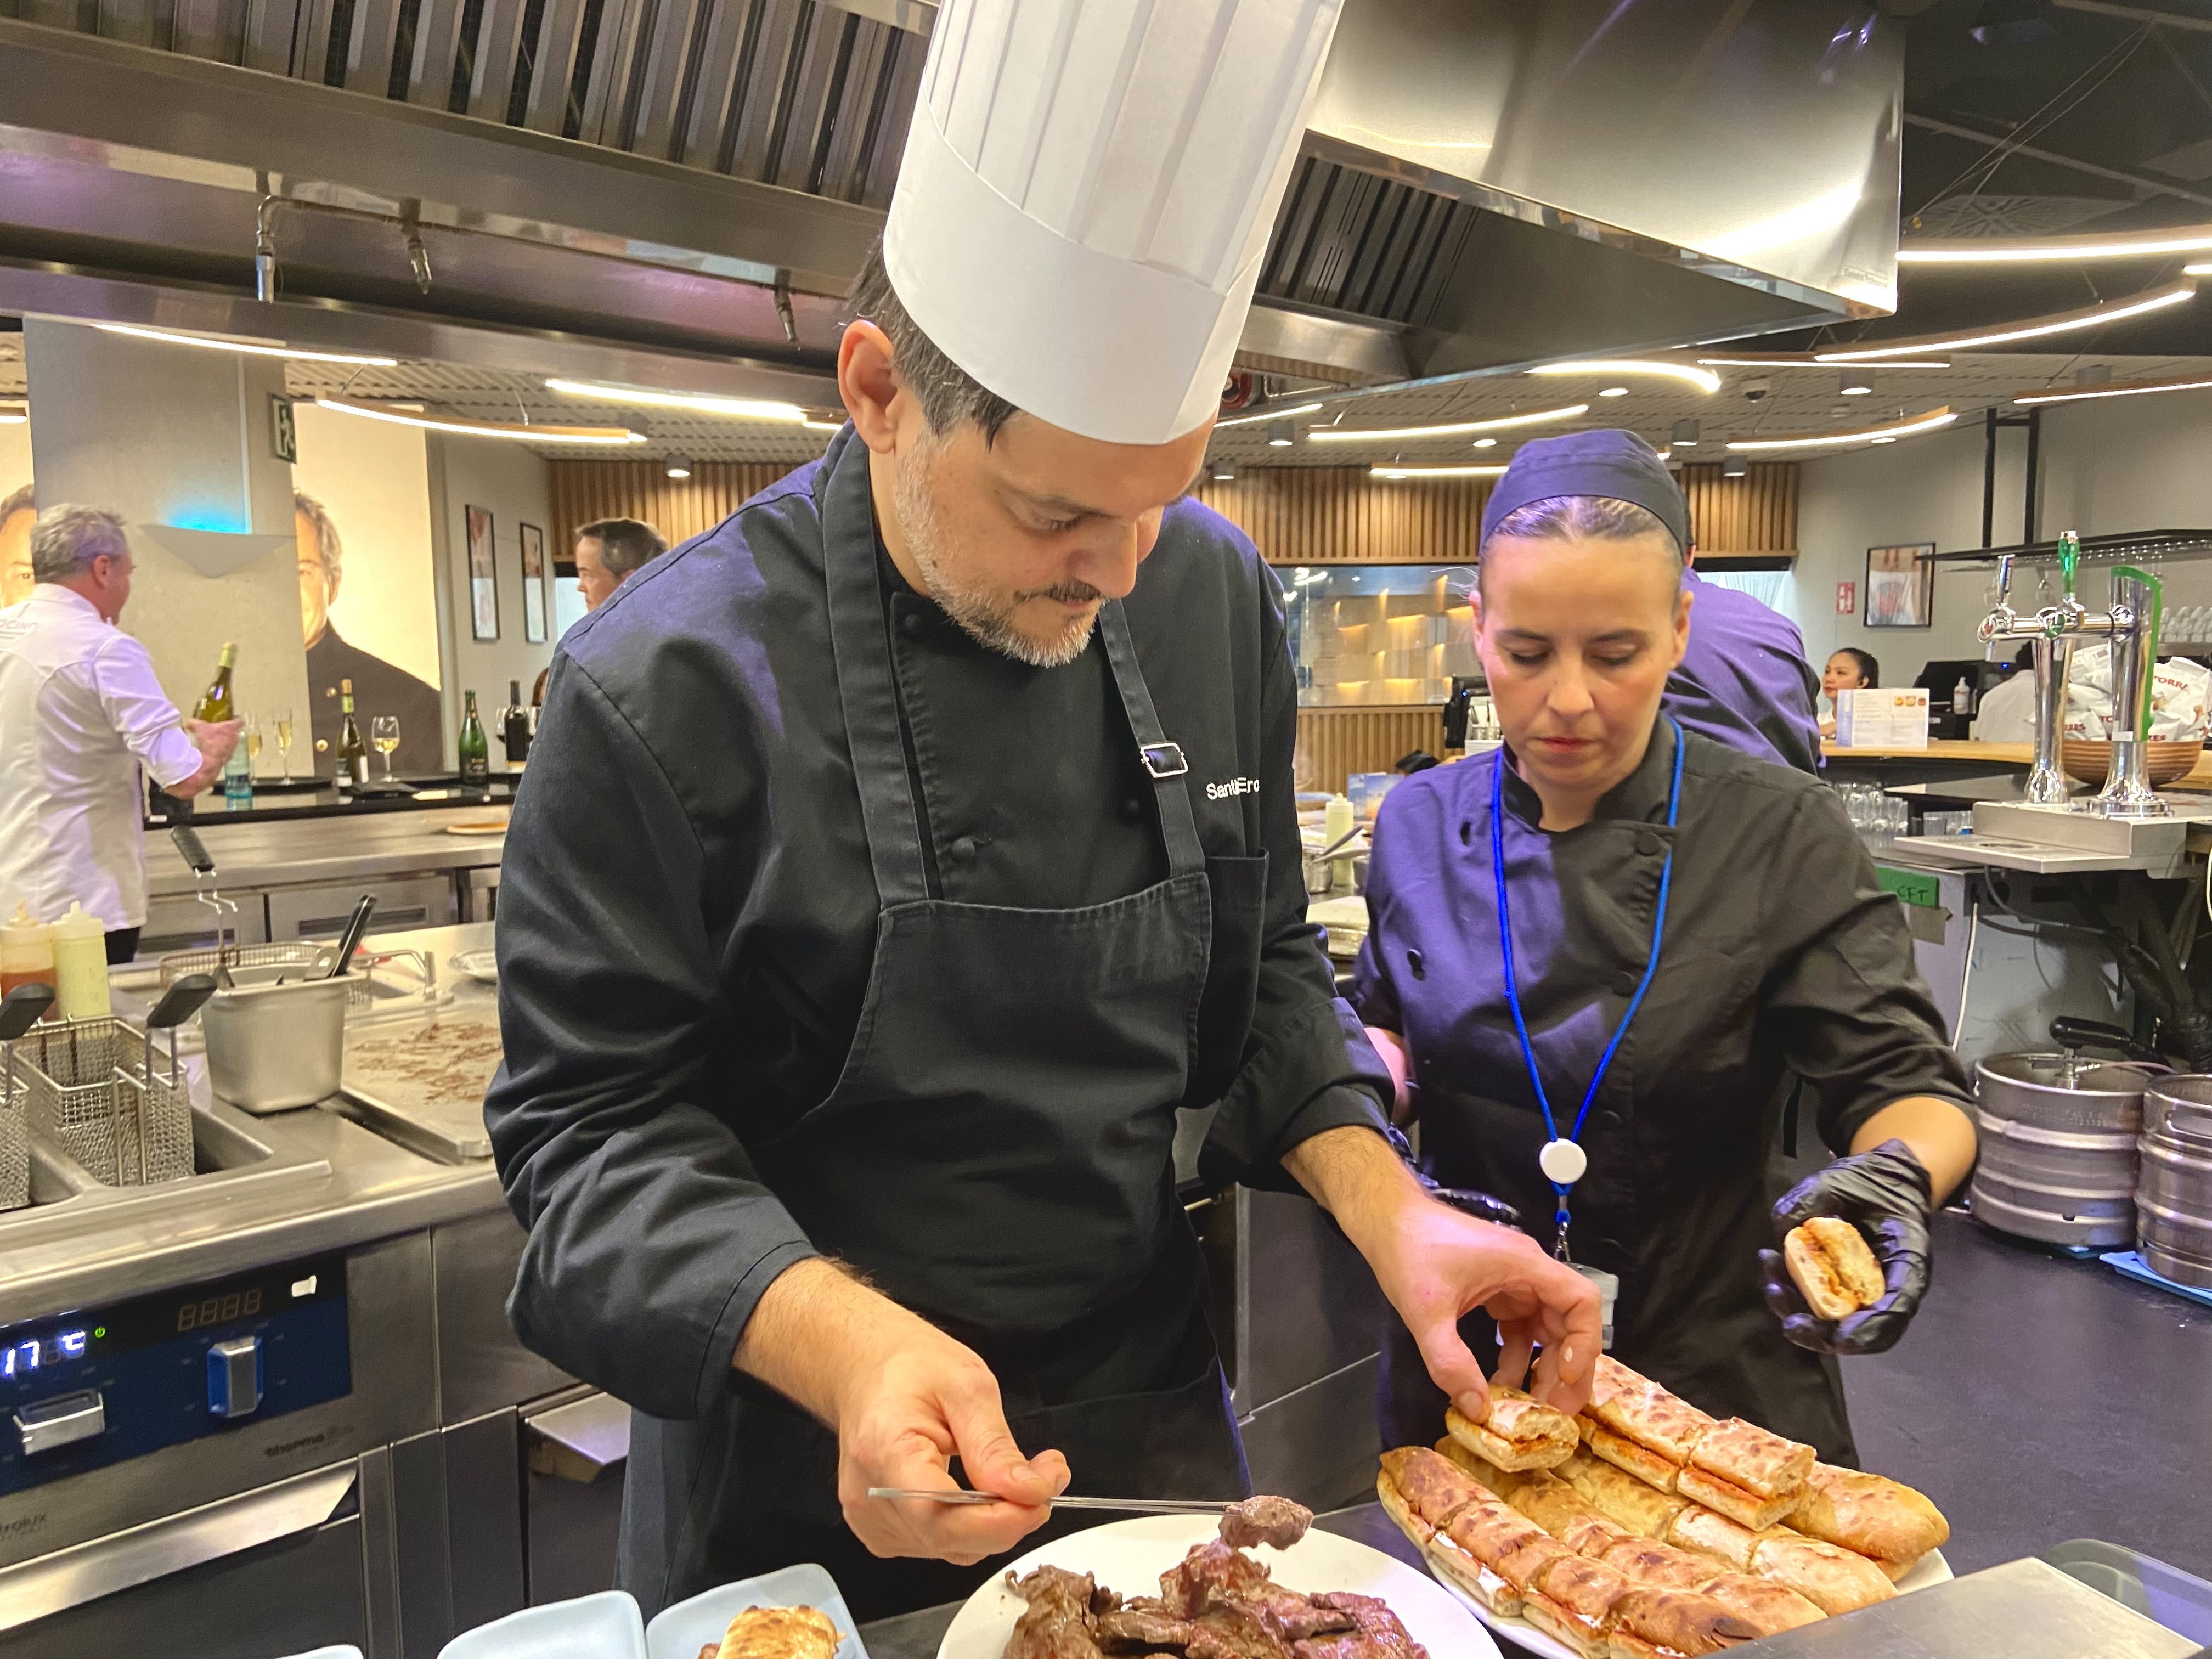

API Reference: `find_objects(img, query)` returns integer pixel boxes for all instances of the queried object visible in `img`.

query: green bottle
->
[459,691,489,787]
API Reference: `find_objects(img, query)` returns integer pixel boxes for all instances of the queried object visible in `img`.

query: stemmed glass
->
[369,715,401,781]
[274,707,296,782]
[243,714,264,778]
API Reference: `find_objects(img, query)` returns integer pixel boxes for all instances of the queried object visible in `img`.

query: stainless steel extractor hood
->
[0,0,1896,403]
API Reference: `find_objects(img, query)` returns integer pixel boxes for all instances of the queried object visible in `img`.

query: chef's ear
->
[839,319,912,455]
[1671,579,1692,669]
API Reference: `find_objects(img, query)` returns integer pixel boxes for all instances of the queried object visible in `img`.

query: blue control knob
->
[206,1336,263,1420]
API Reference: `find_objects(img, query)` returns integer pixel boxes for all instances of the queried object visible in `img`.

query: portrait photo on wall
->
[1865,543,1935,629]
[520,521,548,644]
[467,505,499,641]
[1,483,33,610]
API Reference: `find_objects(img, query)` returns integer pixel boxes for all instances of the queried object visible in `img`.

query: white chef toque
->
[881,0,1343,447]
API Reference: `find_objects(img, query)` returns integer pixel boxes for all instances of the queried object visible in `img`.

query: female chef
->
[1353,431,1977,1463]
[1820,647,1878,737]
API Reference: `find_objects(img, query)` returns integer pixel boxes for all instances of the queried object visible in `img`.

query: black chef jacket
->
[1353,724,1974,1458]
[485,432,1391,1425]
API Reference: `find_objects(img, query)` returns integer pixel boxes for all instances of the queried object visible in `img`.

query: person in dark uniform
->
[296,491,444,774]
[484,0,1600,1625]
[1355,431,1977,1466]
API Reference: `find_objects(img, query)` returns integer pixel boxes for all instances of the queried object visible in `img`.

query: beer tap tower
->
[1977,530,2168,819]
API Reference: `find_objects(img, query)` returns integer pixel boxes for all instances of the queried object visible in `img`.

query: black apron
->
[619,441,1250,1621]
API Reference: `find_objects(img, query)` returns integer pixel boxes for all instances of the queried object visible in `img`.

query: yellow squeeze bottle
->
[51,902,112,1020]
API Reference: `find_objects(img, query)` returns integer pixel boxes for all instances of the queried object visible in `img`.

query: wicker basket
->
[2061,738,2205,788]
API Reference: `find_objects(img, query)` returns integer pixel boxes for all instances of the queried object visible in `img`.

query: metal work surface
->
[143,809,503,902]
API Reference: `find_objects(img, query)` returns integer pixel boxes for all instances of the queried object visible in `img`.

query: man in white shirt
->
[0,506,240,962]
[1973,646,2039,744]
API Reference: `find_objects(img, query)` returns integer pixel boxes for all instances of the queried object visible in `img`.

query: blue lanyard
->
[1491,718,1685,1252]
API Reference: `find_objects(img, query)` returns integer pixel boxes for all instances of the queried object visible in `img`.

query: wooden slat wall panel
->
[550,459,1801,567]
[549,460,806,555]
[1296,707,1446,796]
[1678,462,1796,554]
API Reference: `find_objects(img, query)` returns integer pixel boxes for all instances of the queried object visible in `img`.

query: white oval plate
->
[936,1515,1494,1659]
[1440,1547,1953,1659]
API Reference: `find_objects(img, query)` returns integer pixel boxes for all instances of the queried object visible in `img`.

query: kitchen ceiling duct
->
[0,0,1898,405]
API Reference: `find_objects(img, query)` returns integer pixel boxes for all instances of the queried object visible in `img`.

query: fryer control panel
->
[0,1255,350,1495]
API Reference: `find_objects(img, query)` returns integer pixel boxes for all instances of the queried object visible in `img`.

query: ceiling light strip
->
[1528,360,1723,393]
[544,378,807,423]
[315,397,644,445]
[1812,284,2196,362]
[1696,356,1951,369]
[1725,408,1959,452]
[1371,464,1509,479]
[1900,227,2212,264]
[2013,373,2212,407]
[94,323,398,368]
[1311,403,1590,443]
[1215,401,1324,428]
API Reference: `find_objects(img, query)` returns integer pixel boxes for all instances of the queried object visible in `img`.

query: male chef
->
[486,0,1598,1621]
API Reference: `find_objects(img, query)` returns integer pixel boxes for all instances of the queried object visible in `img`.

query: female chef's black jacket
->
[485,436,1390,1426]
[1353,724,1973,1462]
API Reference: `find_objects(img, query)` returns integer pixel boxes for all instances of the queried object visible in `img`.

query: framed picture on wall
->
[467,505,499,641]
[1864,543,1934,629]
[520,522,548,644]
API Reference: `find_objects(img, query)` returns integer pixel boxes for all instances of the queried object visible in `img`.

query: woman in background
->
[1819,647,1878,737]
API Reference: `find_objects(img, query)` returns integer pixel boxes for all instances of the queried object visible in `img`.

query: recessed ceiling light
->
[1309,403,1589,442]
[1530,360,1723,393]
[1267,420,1295,448]
[1599,386,1629,398]
[94,323,398,367]
[1216,401,1325,428]
[664,454,693,479]
[314,397,645,445]
[1813,284,2195,362]
[1472,437,1497,448]
[1839,368,1874,396]
[1671,419,1700,447]
[544,378,808,422]
[1725,407,1958,451]
[1723,455,1748,478]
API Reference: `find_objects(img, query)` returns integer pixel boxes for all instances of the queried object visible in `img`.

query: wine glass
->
[274,708,296,782]
[243,714,264,778]
[369,715,401,781]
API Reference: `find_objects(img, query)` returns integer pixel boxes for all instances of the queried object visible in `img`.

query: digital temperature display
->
[2,1331,88,1375]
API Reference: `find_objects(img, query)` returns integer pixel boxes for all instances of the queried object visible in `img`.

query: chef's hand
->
[1759,1137,1933,1356]
[736,1259,1069,1564]
[1284,1126,1600,1419]
[184,716,244,765]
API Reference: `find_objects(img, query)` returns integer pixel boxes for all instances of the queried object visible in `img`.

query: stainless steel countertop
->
[0,923,509,1324]
[145,809,506,898]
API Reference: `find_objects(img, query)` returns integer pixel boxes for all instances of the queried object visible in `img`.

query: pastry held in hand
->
[1448,1386,1580,1470]
[1785,1218,1885,1321]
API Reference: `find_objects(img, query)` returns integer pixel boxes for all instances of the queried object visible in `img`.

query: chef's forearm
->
[1282,1122,1423,1257]
[1852,1095,1977,1203]
[733,1257,936,1426]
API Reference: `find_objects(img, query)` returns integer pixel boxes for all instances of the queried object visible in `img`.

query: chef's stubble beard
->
[896,437,1100,669]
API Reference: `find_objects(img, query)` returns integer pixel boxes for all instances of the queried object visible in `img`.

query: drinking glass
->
[243,714,264,777]
[274,708,296,782]
[369,715,401,781]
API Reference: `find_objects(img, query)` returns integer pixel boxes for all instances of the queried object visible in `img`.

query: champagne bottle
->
[336,679,368,792]
[499,678,532,768]
[193,642,237,722]
[459,690,489,787]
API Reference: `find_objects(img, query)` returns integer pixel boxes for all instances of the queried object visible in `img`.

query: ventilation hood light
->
[1311,404,1589,443]
[315,397,645,445]
[1813,285,2195,362]
[544,379,809,422]
[1725,407,1958,451]
[94,323,398,367]
[1529,360,1722,394]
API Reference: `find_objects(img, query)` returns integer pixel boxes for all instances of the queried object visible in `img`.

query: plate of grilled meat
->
[943,1496,1491,1659]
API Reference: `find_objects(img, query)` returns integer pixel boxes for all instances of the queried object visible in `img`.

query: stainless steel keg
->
[1973,1052,2150,1249]
[2140,1076,2212,1288]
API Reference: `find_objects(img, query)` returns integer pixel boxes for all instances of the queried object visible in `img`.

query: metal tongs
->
[171,825,238,986]
[866,1489,1240,1516]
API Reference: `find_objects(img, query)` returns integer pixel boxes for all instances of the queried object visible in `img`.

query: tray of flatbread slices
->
[1377,1357,1952,1659]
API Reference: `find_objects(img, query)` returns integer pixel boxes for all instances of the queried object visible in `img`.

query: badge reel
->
[1540,1138,1619,1351]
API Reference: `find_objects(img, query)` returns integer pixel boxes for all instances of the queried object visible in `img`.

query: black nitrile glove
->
[1757,1138,1933,1356]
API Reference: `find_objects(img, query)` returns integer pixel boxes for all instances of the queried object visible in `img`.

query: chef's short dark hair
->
[0,483,32,526]
[577,517,667,579]
[1476,495,1684,592]
[1831,647,1879,685]
[847,242,1020,443]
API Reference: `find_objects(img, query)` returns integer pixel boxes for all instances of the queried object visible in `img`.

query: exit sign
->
[1836,581,1857,616]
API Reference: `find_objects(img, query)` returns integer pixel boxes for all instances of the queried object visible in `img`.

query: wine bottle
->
[499,678,532,768]
[336,678,368,793]
[459,690,489,787]
[193,642,237,722]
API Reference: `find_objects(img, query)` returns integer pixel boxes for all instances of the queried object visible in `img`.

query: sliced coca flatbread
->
[1688,1418,1815,1502]
[1677,1465,1800,1531]
[1750,1532,1899,1616]
[1561,1448,1691,1538]
[1787,1462,1949,1568]
[1596,1535,1725,1593]
[1696,1572,1827,1637]
[1583,1420,1683,1492]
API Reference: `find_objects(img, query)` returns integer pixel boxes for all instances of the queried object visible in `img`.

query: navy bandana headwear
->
[1479,428,1692,552]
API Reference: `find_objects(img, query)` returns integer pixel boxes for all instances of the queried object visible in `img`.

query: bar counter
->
[1824,737,2212,791]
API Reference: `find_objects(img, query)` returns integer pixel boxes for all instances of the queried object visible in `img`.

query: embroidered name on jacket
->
[1206,777,1261,800]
